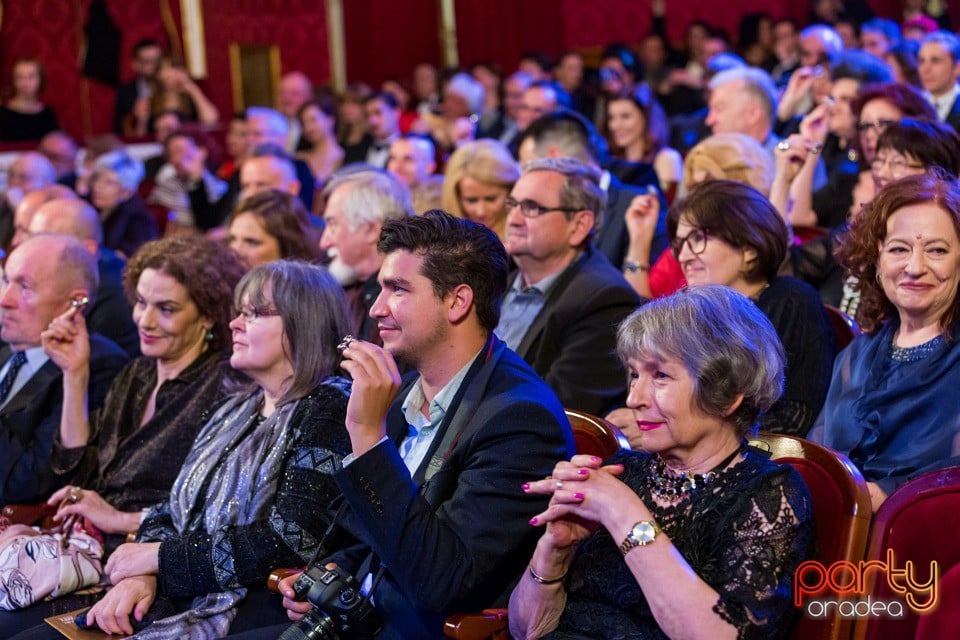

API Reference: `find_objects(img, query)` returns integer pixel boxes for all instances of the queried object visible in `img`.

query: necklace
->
[648,443,744,500]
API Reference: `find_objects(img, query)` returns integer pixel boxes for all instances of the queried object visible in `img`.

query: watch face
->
[633,521,657,545]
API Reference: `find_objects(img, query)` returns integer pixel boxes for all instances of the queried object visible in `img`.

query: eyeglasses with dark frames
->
[670,228,710,258]
[236,306,281,323]
[504,196,583,218]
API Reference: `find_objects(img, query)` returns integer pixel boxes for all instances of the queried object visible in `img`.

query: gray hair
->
[522,157,606,231]
[446,72,485,117]
[616,285,785,437]
[709,67,779,122]
[246,106,289,139]
[323,169,413,231]
[235,260,352,405]
[248,142,297,183]
[92,150,145,192]
[800,24,844,59]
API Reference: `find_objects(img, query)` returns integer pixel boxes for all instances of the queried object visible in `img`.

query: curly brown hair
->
[123,236,246,352]
[835,171,960,335]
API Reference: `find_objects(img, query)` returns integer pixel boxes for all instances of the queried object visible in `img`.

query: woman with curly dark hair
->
[811,171,960,512]
[0,237,245,628]
[228,190,322,271]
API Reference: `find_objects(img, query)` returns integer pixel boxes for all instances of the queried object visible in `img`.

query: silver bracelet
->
[623,260,650,274]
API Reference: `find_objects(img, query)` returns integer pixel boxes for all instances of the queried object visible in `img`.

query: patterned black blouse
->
[544,447,815,640]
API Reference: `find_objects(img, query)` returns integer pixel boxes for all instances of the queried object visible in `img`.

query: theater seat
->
[852,466,960,640]
[1,502,57,528]
[564,408,629,459]
[749,432,872,640]
[824,304,861,351]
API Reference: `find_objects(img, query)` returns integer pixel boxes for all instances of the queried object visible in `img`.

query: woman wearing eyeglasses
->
[12,261,355,638]
[611,180,835,438]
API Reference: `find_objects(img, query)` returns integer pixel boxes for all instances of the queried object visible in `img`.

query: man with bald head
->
[1,152,57,251]
[29,198,139,356]
[11,184,76,250]
[276,71,314,151]
[0,233,128,504]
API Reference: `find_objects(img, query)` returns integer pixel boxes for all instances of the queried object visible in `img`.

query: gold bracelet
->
[528,563,567,585]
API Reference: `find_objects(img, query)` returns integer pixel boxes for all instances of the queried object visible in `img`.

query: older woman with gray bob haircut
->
[89,149,158,258]
[511,285,814,640]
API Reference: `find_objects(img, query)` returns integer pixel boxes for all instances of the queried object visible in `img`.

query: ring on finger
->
[555,480,563,490]
[777,140,791,152]
[68,486,83,503]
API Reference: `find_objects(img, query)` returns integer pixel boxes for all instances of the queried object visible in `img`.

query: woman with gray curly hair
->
[510,285,815,640]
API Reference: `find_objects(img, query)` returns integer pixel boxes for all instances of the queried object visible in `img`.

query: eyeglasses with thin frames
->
[504,196,582,218]
[671,228,710,258]
[856,119,897,134]
[236,306,281,323]
[870,155,925,174]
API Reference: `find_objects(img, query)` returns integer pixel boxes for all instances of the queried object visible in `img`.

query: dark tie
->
[0,351,28,404]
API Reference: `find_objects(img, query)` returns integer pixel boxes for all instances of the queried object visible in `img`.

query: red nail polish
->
[577,469,589,476]
[529,517,538,525]
[521,483,530,490]
[574,493,584,500]
[591,456,601,463]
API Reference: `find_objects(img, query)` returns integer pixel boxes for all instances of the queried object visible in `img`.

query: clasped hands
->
[522,455,639,550]
[78,542,161,635]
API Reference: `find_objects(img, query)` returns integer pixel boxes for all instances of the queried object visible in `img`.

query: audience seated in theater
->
[0,236,243,629]
[620,132,774,300]
[148,130,228,231]
[113,38,163,136]
[420,72,484,153]
[387,134,440,214]
[771,51,896,228]
[258,211,574,640]
[884,40,921,87]
[495,157,640,415]
[219,113,247,180]
[228,190,322,271]
[0,58,59,143]
[516,110,668,272]
[442,138,519,243]
[27,197,141,357]
[9,185,77,250]
[89,150,159,259]
[132,57,218,138]
[612,180,835,437]
[861,17,902,59]
[140,109,183,182]
[0,152,57,251]
[295,97,344,194]
[73,134,123,199]
[774,24,843,129]
[514,80,573,139]
[496,71,533,149]
[186,107,316,230]
[604,84,684,194]
[592,43,642,127]
[811,172,960,512]
[553,51,597,122]
[276,71,315,152]
[0,234,128,505]
[10,261,356,638]
[509,286,815,640]
[471,62,508,141]
[343,92,401,169]
[37,131,79,188]
[319,169,413,343]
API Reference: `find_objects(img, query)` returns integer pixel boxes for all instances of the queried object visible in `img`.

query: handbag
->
[0,515,104,610]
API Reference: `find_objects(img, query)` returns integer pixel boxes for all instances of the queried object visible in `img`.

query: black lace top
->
[544,448,815,640]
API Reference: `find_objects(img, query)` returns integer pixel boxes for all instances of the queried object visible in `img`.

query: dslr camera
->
[278,564,382,640]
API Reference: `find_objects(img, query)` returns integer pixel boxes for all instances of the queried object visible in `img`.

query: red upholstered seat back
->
[854,466,960,640]
[565,408,628,459]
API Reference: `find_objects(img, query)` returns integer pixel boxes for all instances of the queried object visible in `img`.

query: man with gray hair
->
[706,67,780,150]
[1,152,58,251]
[496,157,639,414]
[319,169,413,343]
[28,198,140,357]
[0,233,128,504]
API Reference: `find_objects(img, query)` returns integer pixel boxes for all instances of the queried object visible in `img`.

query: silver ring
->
[555,480,563,490]
[777,140,791,152]
[337,335,357,352]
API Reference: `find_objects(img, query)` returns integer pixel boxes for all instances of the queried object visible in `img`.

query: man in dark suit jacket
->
[113,39,162,135]
[0,234,128,504]
[273,211,573,639]
[517,110,669,271]
[342,92,402,169]
[496,157,640,416]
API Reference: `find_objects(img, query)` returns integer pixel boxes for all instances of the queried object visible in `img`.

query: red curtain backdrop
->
[0,0,958,141]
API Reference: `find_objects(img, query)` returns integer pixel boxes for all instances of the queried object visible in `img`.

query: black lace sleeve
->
[706,464,815,640]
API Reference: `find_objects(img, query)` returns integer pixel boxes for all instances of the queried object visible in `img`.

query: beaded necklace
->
[648,443,744,500]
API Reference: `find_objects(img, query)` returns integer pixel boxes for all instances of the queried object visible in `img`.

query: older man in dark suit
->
[264,211,573,640]
[496,157,640,416]
[0,234,128,504]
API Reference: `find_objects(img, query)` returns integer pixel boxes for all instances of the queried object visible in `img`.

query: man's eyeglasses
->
[236,306,281,323]
[670,228,710,257]
[870,155,925,174]
[504,197,582,218]
[856,119,897,134]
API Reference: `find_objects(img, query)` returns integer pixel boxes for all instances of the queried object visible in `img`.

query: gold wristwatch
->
[619,520,661,555]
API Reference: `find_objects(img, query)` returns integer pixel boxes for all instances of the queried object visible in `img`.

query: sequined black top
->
[544,448,815,640]
[51,350,235,513]
[138,382,354,598]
